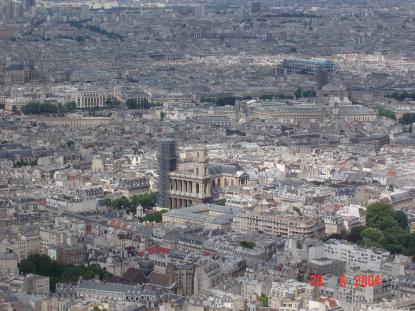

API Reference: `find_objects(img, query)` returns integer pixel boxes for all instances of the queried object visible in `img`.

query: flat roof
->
[163,203,241,225]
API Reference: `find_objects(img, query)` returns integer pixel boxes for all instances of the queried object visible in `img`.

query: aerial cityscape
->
[2,0,415,310]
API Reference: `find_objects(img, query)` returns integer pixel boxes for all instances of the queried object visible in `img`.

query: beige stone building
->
[25,274,50,295]
[193,260,223,295]
[10,232,41,262]
[232,211,325,239]
[168,145,248,209]
[30,116,112,128]
[72,89,106,109]
[0,253,18,275]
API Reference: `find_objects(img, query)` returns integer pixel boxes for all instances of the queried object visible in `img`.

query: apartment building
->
[335,271,393,308]
[232,211,325,239]
[309,240,390,272]
[193,260,223,295]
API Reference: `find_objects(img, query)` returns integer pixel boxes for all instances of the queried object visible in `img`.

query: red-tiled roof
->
[387,170,397,177]
[139,246,170,256]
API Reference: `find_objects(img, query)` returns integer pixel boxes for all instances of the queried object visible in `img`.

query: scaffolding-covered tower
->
[157,138,177,209]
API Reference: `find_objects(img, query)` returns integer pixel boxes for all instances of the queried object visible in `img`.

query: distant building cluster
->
[2,0,415,310]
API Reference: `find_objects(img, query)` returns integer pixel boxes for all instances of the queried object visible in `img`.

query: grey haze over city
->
[1,0,415,310]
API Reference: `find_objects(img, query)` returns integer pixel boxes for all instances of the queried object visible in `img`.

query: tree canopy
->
[363,202,414,255]
[22,102,58,115]
[18,254,109,291]
[386,92,415,101]
[378,106,396,120]
[104,193,159,218]
[326,202,415,255]
[399,113,415,125]
[126,98,150,110]
[365,202,396,229]
[295,87,316,99]
[240,241,256,249]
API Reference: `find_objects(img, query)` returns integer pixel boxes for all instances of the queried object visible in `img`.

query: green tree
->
[293,206,302,216]
[303,90,316,98]
[381,226,408,254]
[18,259,37,274]
[131,193,156,208]
[240,241,256,249]
[21,102,58,115]
[337,201,415,256]
[64,101,77,112]
[11,105,17,113]
[75,36,85,43]
[103,198,112,207]
[106,97,120,108]
[403,234,415,256]
[399,113,415,125]
[67,140,75,148]
[111,196,130,210]
[361,227,382,241]
[295,87,303,99]
[141,210,167,223]
[396,210,409,230]
[257,295,269,307]
[160,111,165,121]
[346,226,364,243]
[200,97,216,103]
[216,96,236,106]
[18,254,110,292]
[378,215,399,231]
[366,202,396,229]
[387,92,415,101]
[378,106,396,120]
[126,99,150,110]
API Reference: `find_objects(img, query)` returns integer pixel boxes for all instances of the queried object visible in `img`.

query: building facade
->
[232,212,325,239]
[72,90,105,109]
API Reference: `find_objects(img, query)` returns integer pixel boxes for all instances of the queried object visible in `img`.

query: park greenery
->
[326,202,415,255]
[386,92,415,101]
[293,206,302,216]
[103,193,156,210]
[68,21,124,40]
[140,210,167,223]
[200,93,300,106]
[22,102,58,114]
[257,294,269,307]
[260,94,294,100]
[13,158,38,168]
[126,98,151,110]
[399,113,415,125]
[103,193,166,222]
[264,12,318,18]
[200,96,237,106]
[62,101,77,112]
[214,199,226,206]
[240,241,256,249]
[160,111,166,121]
[216,96,237,106]
[378,106,396,120]
[105,97,121,108]
[294,87,317,99]
[21,101,77,115]
[200,91,313,105]
[18,254,109,291]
